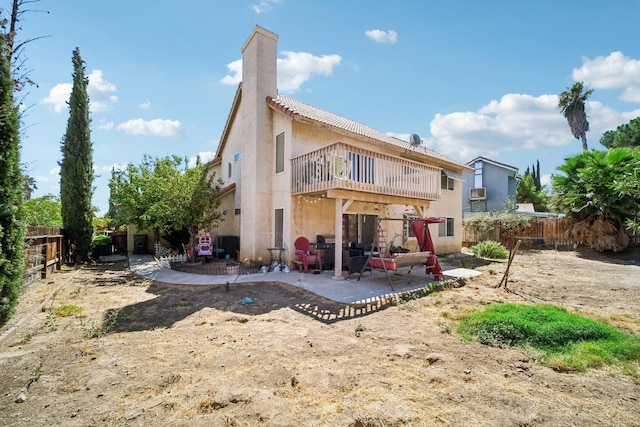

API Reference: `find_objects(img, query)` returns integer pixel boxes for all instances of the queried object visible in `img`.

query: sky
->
[8,0,640,215]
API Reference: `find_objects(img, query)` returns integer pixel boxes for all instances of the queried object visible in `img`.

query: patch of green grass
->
[458,304,640,373]
[471,240,509,259]
[51,304,83,317]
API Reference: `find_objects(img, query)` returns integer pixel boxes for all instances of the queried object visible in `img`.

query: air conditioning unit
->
[469,187,486,200]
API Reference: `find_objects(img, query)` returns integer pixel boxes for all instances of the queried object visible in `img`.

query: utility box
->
[133,234,147,254]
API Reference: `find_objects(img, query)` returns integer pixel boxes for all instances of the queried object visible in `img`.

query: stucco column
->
[333,197,345,280]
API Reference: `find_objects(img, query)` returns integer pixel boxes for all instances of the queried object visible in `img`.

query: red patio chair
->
[294,236,322,272]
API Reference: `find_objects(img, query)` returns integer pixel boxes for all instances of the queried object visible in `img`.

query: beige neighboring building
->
[208,26,471,279]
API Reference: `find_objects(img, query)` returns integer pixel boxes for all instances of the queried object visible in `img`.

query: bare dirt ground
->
[0,247,639,426]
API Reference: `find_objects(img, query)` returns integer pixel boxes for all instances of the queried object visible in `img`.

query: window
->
[474,160,483,189]
[403,213,419,238]
[438,217,455,237]
[228,162,232,179]
[441,171,454,190]
[274,208,284,248]
[234,152,242,161]
[275,132,285,173]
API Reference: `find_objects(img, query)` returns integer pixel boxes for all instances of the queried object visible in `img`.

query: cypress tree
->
[0,35,25,324]
[60,48,93,263]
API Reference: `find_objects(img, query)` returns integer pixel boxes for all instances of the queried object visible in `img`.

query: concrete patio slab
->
[124,254,482,304]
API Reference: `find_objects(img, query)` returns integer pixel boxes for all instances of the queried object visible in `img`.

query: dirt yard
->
[0,247,639,426]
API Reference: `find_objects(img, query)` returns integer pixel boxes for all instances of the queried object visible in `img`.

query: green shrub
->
[92,235,111,246]
[471,240,509,259]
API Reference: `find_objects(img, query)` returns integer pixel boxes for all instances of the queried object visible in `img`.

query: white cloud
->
[428,93,638,162]
[220,59,242,86]
[252,0,281,14]
[34,167,61,193]
[94,163,128,173]
[116,118,183,138]
[139,99,151,110]
[87,69,118,111]
[365,29,398,44]
[277,51,342,93]
[188,151,216,168]
[42,83,72,113]
[573,51,640,102]
[97,118,114,130]
[42,69,118,113]
[220,52,342,94]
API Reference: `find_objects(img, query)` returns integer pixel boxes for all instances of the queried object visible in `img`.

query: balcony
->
[291,142,441,201]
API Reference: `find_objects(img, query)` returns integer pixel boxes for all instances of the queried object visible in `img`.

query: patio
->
[126,254,482,305]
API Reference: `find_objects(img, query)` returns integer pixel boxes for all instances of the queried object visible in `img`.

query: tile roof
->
[267,95,466,168]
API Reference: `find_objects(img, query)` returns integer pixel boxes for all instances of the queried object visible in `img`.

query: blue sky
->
[10,0,640,215]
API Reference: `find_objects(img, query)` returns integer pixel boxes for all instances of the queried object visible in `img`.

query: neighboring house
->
[208,26,471,278]
[462,156,519,217]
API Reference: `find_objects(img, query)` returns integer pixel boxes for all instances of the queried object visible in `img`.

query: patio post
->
[333,197,345,280]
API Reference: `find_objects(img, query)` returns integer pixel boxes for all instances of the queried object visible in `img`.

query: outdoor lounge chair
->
[294,236,322,272]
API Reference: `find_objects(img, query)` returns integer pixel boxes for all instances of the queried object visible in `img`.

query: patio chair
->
[342,249,370,278]
[294,236,322,272]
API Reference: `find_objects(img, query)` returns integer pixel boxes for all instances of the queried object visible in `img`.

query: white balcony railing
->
[291,142,440,200]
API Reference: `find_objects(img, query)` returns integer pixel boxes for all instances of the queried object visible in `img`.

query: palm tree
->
[558,81,593,151]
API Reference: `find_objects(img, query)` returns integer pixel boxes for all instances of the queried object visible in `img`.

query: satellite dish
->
[409,133,422,146]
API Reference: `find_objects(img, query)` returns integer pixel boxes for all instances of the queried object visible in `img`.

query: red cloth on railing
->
[411,218,444,280]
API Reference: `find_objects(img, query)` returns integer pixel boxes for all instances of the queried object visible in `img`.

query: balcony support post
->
[332,197,346,280]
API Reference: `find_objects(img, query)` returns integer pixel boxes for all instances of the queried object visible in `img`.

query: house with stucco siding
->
[208,26,470,279]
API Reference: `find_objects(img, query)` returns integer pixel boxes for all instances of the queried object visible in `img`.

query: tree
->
[0,34,25,324]
[109,155,225,261]
[1,0,47,103]
[23,194,62,227]
[551,148,640,252]
[516,174,548,212]
[22,169,36,200]
[59,48,93,263]
[558,81,593,151]
[600,116,640,149]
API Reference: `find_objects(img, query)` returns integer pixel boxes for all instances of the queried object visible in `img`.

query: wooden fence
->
[23,226,64,287]
[463,217,640,248]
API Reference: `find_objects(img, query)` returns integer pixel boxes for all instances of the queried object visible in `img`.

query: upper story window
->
[474,160,483,188]
[441,171,454,190]
[228,162,232,178]
[275,132,285,173]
